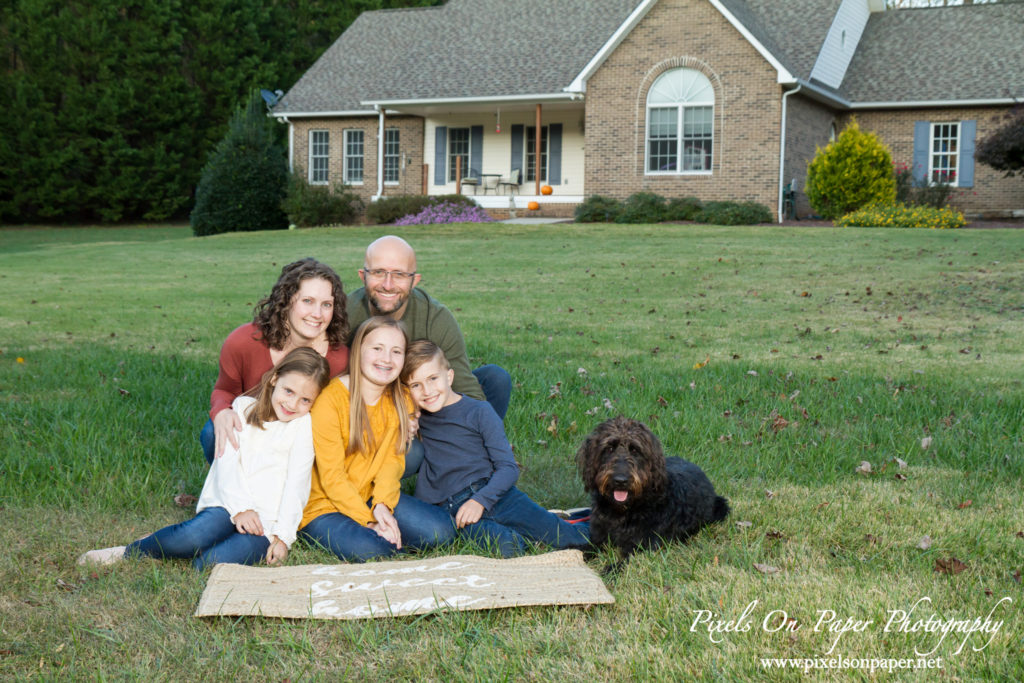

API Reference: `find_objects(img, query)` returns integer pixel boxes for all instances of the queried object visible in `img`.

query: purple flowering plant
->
[394,201,494,226]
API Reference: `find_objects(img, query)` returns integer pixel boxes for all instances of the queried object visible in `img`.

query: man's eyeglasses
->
[362,268,416,283]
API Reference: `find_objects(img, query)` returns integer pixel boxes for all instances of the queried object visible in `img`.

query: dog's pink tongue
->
[614,490,628,503]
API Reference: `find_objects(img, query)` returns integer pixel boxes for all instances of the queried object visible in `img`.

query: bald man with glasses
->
[346,236,512,475]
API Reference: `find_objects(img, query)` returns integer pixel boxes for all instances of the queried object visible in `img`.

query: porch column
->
[535,103,542,195]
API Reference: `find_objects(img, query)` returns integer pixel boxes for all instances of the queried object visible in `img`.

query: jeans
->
[125,506,270,571]
[299,493,456,563]
[440,481,590,558]
[200,366,511,468]
[200,418,215,464]
[473,364,512,420]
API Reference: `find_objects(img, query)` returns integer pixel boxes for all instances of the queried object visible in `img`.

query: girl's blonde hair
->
[246,347,332,427]
[347,317,410,456]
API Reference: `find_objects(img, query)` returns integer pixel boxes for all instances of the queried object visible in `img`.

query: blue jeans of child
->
[125,506,270,571]
[299,493,456,563]
[439,480,590,558]
[200,365,513,467]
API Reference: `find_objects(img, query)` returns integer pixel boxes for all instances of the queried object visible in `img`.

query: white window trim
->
[645,106,714,176]
[344,129,365,186]
[448,127,471,182]
[928,121,960,187]
[383,128,400,186]
[308,130,329,185]
[644,69,714,177]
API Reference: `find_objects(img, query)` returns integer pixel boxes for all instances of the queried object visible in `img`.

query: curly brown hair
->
[252,258,348,350]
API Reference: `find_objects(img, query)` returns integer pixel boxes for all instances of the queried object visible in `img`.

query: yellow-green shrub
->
[805,120,896,220]
[836,203,965,229]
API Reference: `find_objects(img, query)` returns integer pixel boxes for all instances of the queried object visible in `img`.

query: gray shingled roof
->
[718,0,844,81]
[275,0,1023,115]
[274,0,644,114]
[840,4,1024,103]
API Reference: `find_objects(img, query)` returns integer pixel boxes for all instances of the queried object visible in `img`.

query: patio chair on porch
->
[460,174,479,195]
[497,168,521,195]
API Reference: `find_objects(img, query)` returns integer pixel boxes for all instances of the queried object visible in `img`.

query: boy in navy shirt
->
[402,340,589,557]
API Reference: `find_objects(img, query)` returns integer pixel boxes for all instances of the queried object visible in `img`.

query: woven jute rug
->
[194,549,613,620]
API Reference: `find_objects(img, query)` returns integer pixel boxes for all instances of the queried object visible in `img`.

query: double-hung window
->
[309,130,329,184]
[525,126,548,182]
[344,129,364,184]
[646,68,714,174]
[448,128,470,181]
[383,128,400,184]
[929,122,959,185]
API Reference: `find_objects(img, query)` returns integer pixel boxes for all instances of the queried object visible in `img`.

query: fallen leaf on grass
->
[934,557,968,575]
[1013,570,1021,584]
[735,520,753,529]
[894,457,907,469]
[1016,531,1024,539]
[864,534,879,545]
[766,530,785,540]
[693,356,709,370]
[718,434,732,442]
[895,473,908,481]
[754,563,780,575]
[546,417,559,435]
[921,436,932,450]
[117,388,130,397]
[855,461,873,475]
[55,579,79,592]
[602,398,614,411]
[174,494,198,507]
[957,500,972,509]
[548,382,562,399]
[765,490,776,499]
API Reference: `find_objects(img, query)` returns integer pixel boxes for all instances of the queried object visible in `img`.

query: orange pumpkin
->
[541,185,553,195]
[527,201,540,211]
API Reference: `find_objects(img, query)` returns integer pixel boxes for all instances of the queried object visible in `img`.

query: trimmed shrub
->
[191,91,289,236]
[665,196,704,221]
[894,162,953,209]
[365,194,476,225]
[281,175,363,227]
[805,120,896,220]
[394,201,493,225]
[836,203,964,230]
[695,201,773,225]
[575,195,623,223]
[615,192,668,224]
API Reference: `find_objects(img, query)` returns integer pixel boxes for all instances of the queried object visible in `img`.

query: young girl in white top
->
[79,347,332,571]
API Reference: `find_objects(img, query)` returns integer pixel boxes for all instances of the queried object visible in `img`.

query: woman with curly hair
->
[200,258,349,463]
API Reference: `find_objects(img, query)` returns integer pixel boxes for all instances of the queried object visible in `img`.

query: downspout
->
[777,83,801,223]
[374,106,385,201]
[281,116,294,173]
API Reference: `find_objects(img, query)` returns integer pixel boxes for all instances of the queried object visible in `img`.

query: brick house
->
[271,0,1024,221]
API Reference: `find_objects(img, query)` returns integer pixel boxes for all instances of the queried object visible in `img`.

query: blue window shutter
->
[959,120,976,188]
[510,125,524,173]
[434,126,447,185]
[912,121,930,184]
[549,123,563,185]
[470,125,483,180]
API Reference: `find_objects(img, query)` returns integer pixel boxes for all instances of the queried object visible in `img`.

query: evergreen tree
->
[976,103,1024,177]
[190,90,288,236]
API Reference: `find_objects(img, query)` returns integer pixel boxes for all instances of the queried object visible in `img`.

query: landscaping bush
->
[190,91,289,236]
[665,196,704,221]
[393,200,493,225]
[615,192,668,224]
[894,162,954,209]
[694,200,773,225]
[805,120,896,220]
[575,195,623,223]
[836,202,964,229]
[281,175,363,227]
[366,194,475,225]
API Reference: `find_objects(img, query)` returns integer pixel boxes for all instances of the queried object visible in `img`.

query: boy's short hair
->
[402,339,449,383]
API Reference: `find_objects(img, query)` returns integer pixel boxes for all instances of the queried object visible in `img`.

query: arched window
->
[646,68,714,174]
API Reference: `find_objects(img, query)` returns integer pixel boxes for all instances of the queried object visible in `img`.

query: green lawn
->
[1,223,1022,680]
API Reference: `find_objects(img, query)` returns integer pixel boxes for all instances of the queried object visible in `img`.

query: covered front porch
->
[367,95,587,215]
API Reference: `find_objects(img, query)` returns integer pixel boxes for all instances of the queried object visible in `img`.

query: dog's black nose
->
[612,476,631,488]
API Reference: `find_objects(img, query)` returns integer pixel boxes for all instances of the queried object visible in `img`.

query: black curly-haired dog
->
[576,417,729,567]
